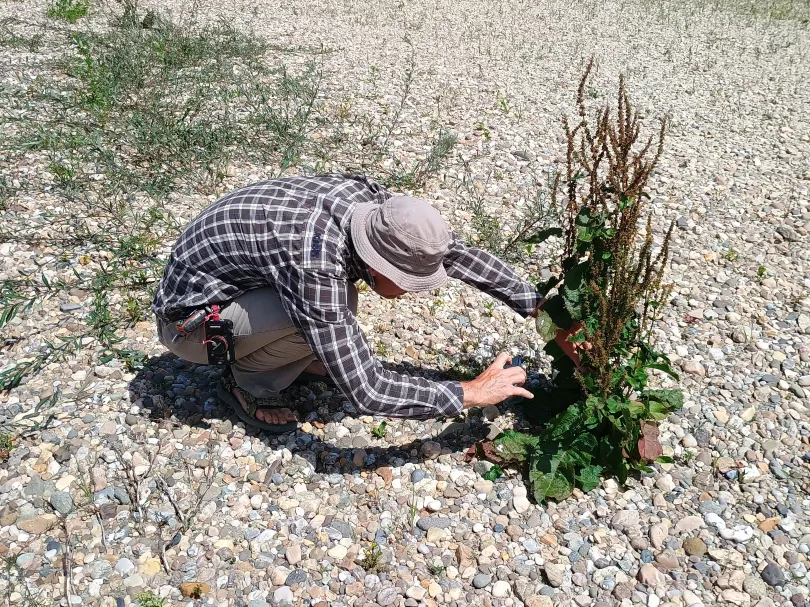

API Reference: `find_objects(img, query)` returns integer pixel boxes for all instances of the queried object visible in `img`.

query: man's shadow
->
[126,352,549,474]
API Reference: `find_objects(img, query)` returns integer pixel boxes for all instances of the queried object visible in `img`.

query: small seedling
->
[428,563,446,577]
[371,421,388,439]
[0,434,12,462]
[360,541,384,572]
[724,248,738,262]
[757,265,767,278]
[136,592,164,607]
[190,584,204,600]
[681,450,695,463]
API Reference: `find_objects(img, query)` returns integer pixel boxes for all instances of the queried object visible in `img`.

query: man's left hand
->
[554,321,592,369]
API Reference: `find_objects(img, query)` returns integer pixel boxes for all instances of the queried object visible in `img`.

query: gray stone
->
[49,491,74,515]
[285,569,307,586]
[545,563,566,588]
[115,558,135,575]
[761,563,787,587]
[417,517,452,531]
[89,559,113,580]
[376,587,401,606]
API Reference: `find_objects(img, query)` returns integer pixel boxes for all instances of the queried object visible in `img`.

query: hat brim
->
[350,203,448,292]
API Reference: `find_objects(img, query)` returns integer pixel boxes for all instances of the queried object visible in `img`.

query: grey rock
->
[89,559,113,580]
[60,303,81,312]
[376,587,401,606]
[115,558,135,575]
[49,491,74,515]
[473,573,491,588]
[761,563,787,587]
[417,517,452,531]
[285,569,307,586]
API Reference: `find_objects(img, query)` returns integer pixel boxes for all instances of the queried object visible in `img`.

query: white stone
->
[655,474,675,492]
[273,587,293,603]
[492,581,511,598]
[327,545,348,559]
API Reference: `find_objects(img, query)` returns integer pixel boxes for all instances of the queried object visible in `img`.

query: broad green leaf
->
[492,430,540,463]
[483,464,503,481]
[642,389,684,412]
[627,401,645,416]
[656,456,675,464]
[526,227,563,244]
[541,296,573,333]
[648,401,671,421]
[529,447,575,502]
[541,405,583,440]
[567,331,587,343]
[534,310,557,342]
[562,261,590,320]
[576,464,603,492]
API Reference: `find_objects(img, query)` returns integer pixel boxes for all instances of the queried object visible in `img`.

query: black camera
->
[205,317,235,365]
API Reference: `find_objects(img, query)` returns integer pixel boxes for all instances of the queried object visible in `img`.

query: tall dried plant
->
[474,59,682,502]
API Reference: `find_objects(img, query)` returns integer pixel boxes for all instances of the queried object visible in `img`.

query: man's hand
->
[554,321,592,369]
[461,353,534,409]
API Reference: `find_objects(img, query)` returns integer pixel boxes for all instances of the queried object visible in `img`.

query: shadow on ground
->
[125,352,537,474]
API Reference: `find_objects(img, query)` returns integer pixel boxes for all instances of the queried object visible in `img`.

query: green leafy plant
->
[136,591,164,607]
[371,421,388,439]
[757,265,767,278]
[46,0,89,22]
[482,464,504,481]
[473,60,681,502]
[359,541,385,572]
[427,563,446,577]
[0,433,12,462]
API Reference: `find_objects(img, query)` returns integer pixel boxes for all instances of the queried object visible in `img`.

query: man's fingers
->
[511,386,534,399]
[502,366,527,384]
[491,352,510,368]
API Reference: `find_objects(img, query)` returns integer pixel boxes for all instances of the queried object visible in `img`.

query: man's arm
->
[443,235,542,317]
[276,271,465,418]
[277,271,533,415]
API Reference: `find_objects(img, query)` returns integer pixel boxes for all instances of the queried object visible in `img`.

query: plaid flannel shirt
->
[152,174,542,418]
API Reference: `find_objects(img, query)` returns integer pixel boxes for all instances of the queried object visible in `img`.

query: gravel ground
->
[1,1,810,607]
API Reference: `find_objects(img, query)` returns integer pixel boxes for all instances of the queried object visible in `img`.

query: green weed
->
[46,0,89,22]
[371,421,388,439]
[359,541,385,573]
[136,591,164,607]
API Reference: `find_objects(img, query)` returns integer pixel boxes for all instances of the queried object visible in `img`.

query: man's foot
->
[230,385,296,424]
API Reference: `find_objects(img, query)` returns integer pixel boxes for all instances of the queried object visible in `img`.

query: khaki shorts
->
[156,284,358,397]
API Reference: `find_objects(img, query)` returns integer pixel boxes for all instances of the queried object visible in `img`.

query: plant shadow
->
[125,352,549,474]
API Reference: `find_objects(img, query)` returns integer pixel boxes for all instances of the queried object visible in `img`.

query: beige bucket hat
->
[350,195,451,292]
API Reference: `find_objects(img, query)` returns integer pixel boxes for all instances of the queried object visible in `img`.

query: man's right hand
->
[461,353,534,409]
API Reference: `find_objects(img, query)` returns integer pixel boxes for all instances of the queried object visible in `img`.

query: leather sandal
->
[217,369,298,434]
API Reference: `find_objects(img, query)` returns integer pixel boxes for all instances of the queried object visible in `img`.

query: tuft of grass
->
[0,433,12,462]
[46,0,89,22]
[359,541,385,572]
[0,19,44,52]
